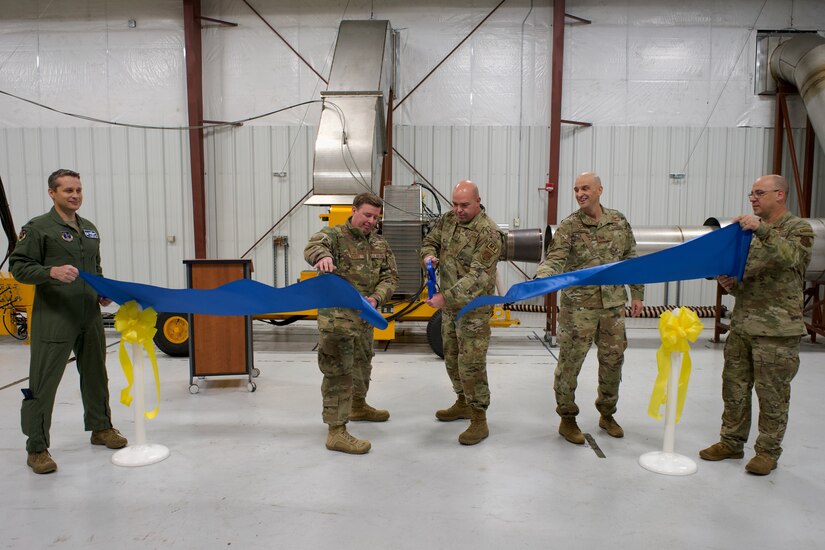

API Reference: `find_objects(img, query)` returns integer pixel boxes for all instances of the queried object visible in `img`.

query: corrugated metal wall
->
[2,125,822,307]
[0,127,193,287]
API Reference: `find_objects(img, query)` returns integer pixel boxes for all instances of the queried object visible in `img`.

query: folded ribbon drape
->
[79,273,388,330]
[647,306,704,423]
[114,301,162,419]
[457,223,752,318]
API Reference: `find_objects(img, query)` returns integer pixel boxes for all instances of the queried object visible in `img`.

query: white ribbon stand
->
[112,342,170,467]
[639,351,698,476]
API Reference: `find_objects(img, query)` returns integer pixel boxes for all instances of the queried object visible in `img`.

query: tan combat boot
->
[458,408,489,445]
[326,425,371,454]
[350,397,390,422]
[599,415,624,438]
[27,450,57,474]
[91,427,128,449]
[699,442,744,461]
[559,417,585,444]
[435,395,472,421]
[745,453,777,475]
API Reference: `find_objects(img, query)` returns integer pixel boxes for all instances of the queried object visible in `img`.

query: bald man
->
[700,174,813,476]
[536,172,643,445]
[421,180,501,445]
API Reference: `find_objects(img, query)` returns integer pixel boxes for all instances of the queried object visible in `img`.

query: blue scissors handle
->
[426,260,437,299]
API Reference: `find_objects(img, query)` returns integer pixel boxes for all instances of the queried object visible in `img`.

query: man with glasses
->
[700,174,814,475]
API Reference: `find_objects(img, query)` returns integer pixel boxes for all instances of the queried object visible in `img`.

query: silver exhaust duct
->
[770,33,825,155]
[545,218,825,282]
[308,20,392,206]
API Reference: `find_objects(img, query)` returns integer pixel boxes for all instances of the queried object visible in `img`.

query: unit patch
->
[61,231,74,242]
[18,229,26,241]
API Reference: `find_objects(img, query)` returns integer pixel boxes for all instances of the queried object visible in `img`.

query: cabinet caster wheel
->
[189,384,200,394]
[252,367,260,378]
[247,382,257,392]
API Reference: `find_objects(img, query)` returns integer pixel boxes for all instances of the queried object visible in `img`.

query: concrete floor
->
[1,313,823,549]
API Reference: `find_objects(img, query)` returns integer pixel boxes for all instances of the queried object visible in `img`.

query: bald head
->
[573,171,603,217]
[452,179,482,223]
[758,174,788,194]
[749,174,789,223]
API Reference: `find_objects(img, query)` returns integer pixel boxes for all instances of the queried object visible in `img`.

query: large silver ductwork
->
[770,33,825,155]
[546,218,825,282]
[308,20,393,206]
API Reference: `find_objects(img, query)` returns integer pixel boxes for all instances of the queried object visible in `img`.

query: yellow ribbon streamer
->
[647,306,704,423]
[114,301,161,420]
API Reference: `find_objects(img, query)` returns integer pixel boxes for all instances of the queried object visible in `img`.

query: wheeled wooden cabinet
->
[183,259,259,393]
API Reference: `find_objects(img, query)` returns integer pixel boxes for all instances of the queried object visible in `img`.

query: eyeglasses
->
[748,189,781,199]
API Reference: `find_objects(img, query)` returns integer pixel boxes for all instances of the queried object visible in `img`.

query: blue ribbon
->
[457,223,752,318]
[79,272,388,329]
[426,260,437,299]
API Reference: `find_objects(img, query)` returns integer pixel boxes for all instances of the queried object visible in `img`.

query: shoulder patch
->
[18,229,26,241]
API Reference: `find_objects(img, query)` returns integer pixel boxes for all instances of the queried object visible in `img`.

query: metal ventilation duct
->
[545,218,825,282]
[770,33,825,155]
[307,20,393,206]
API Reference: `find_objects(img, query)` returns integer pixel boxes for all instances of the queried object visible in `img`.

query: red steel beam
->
[183,0,207,258]
[545,0,566,335]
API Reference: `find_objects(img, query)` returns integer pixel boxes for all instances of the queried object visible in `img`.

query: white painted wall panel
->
[0,127,192,287]
[2,124,823,309]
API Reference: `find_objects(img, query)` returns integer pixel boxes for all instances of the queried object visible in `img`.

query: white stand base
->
[639,451,697,476]
[112,444,171,467]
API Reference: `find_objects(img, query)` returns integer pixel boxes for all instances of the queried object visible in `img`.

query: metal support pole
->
[545,0,565,336]
[183,0,207,258]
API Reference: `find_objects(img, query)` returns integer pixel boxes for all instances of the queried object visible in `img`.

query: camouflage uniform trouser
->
[555,305,626,418]
[317,322,375,427]
[720,331,800,460]
[442,307,491,411]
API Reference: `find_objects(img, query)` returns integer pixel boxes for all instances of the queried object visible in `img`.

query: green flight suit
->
[10,207,113,453]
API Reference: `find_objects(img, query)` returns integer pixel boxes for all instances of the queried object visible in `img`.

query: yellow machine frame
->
[0,272,34,343]
[253,205,520,341]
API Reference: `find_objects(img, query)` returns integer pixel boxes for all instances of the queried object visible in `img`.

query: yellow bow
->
[647,306,704,423]
[114,301,161,419]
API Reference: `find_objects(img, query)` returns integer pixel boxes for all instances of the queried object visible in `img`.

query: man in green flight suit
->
[536,172,644,445]
[304,192,398,454]
[421,180,501,446]
[11,169,127,475]
[700,174,814,476]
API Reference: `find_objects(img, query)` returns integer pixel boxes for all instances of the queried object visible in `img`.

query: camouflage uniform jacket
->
[728,212,813,337]
[536,206,644,308]
[304,218,398,332]
[420,208,501,311]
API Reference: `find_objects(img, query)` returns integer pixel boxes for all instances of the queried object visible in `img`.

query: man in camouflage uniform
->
[304,192,398,454]
[536,172,644,445]
[421,180,501,446]
[700,174,813,476]
[10,169,127,475]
